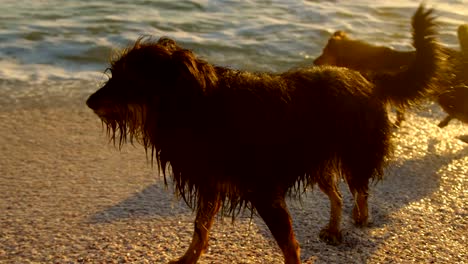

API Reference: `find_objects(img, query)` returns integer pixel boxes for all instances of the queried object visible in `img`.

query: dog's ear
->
[332,31,347,40]
[157,37,179,52]
[171,49,217,93]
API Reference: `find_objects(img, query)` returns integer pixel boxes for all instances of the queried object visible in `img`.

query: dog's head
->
[86,36,218,146]
[313,31,350,66]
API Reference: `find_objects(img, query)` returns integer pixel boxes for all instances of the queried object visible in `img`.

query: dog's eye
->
[103,68,113,78]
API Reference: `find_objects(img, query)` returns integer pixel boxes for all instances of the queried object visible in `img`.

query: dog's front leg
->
[251,191,301,264]
[169,197,220,264]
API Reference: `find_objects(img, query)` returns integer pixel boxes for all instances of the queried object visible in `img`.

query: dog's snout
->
[86,93,98,110]
[313,55,326,66]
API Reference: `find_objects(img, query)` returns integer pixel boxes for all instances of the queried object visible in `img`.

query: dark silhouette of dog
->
[86,5,440,264]
[459,24,468,54]
[437,85,468,127]
[437,24,468,127]
[314,20,467,128]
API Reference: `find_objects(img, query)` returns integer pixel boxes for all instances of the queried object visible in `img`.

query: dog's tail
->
[371,5,442,108]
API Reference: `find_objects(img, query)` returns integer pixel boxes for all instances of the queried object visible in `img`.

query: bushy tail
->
[372,5,442,108]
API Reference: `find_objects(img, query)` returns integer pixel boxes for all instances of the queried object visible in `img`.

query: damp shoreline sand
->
[0,92,466,263]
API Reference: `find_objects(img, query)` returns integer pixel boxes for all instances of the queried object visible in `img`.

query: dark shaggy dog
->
[86,6,440,264]
[314,21,467,128]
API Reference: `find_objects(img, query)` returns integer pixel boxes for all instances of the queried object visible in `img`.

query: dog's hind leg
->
[317,173,343,245]
[169,197,221,264]
[343,143,387,227]
[347,184,369,227]
[341,159,375,227]
[251,190,301,264]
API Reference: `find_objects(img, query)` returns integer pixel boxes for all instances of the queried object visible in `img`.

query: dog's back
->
[195,65,391,199]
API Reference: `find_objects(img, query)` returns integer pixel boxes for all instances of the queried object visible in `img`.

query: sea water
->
[0,0,467,105]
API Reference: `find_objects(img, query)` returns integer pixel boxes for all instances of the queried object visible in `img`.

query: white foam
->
[0,59,102,84]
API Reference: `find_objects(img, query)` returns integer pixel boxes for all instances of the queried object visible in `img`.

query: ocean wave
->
[0,0,466,91]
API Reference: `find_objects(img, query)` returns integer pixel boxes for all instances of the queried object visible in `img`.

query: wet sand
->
[0,90,466,263]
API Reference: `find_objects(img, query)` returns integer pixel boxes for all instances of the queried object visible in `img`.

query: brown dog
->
[437,85,468,127]
[314,22,467,127]
[459,24,468,55]
[86,6,440,264]
[437,24,468,127]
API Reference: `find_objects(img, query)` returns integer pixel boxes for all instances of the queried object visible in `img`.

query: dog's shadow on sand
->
[87,182,190,224]
[372,138,467,217]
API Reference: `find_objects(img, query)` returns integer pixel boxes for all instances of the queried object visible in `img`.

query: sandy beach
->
[0,86,466,264]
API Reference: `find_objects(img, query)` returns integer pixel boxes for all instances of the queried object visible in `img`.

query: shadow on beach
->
[373,139,467,215]
[87,183,190,224]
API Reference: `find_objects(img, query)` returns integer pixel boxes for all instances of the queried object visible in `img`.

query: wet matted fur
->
[86,5,441,264]
[314,19,467,128]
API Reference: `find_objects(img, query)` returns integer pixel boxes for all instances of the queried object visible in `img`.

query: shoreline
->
[0,95,466,263]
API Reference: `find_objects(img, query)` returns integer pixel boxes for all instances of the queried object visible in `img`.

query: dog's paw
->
[353,217,369,227]
[352,207,369,227]
[319,227,343,245]
[168,255,200,264]
[168,258,188,264]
